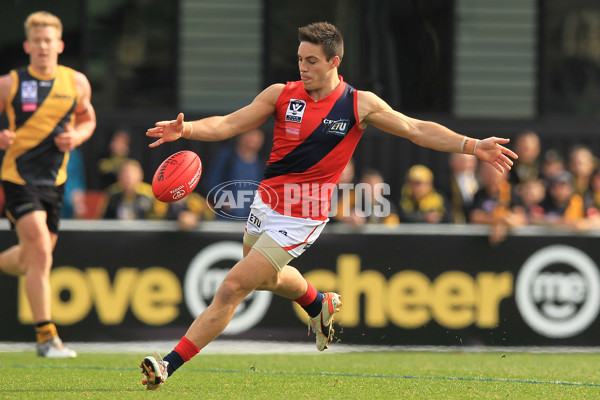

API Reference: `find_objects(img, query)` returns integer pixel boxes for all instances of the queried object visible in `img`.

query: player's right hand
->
[146,112,186,148]
[0,129,15,150]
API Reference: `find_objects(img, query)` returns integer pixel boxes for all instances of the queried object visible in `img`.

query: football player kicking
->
[140,21,517,389]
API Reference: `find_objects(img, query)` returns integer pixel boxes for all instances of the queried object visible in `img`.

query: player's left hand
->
[54,123,80,152]
[475,137,518,173]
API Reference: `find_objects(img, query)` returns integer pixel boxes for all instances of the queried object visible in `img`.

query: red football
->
[152,150,202,202]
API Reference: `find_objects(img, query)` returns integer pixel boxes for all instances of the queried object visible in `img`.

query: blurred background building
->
[1,0,599,204]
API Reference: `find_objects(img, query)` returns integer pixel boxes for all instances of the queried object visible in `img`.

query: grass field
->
[1,349,600,399]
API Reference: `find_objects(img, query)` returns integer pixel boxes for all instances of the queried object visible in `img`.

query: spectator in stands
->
[154,192,215,230]
[470,162,526,245]
[97,128,132,189]
[530,171,590,230]
[398,165,451,223]
[540,149,566,185]
[584,168,600,228]
[204,129,265,219]
[517,178,546,222]
[509,130,541,186]
[567,144,597,205]
[61,147,87,219]
[442,153,479,224]
[101,159,156,220]
[588,168,600,209]
[356,168,399,226]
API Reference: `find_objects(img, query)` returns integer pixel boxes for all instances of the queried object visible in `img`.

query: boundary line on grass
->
[191,368,600,388]
[3,341,600,354]
[5,364,600,389]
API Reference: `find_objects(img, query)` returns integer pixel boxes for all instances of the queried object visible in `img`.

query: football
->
[152,150,202,202]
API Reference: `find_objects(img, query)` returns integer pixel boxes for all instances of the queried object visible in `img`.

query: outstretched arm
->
[146,84,284,148]
[358,91,517,172]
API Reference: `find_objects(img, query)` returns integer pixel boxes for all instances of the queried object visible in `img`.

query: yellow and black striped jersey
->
[1,65,78,186]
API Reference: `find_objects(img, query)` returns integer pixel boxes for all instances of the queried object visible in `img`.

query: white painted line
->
[2,340,600,354]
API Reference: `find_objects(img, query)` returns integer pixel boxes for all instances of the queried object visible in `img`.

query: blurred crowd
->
[333,131,600,238]
[2,129,600,240]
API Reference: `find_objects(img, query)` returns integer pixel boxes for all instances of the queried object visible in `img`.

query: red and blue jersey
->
[258,76,364,220]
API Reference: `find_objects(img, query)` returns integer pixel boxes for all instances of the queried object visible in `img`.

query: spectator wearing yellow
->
[399,165,451,223]
[101,159,156,220]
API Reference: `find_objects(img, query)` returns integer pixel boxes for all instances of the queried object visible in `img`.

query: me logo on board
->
[515,245,600,338]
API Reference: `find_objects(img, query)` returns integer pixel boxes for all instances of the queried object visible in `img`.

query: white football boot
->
[308,292,342,351]
[36,337,77,358]
[140,353,169,390]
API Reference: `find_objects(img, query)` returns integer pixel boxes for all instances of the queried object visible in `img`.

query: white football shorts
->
[244,193,328,259]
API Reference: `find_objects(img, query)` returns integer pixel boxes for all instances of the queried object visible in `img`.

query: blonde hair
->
[24,11,63,39]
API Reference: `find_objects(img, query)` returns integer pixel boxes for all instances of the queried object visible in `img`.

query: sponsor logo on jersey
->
[323,118,350,137]
[285,126,300,139]
[285,99,306,123]
[21,80,38,112]
[51,93,75,101]
[248,212,262,228]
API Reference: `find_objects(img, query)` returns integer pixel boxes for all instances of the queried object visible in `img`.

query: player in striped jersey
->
[0,11,96,358]
[140,21,517,389]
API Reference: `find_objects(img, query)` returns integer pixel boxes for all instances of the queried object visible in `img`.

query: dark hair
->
[542,149,564,164]
[298,22,344,62]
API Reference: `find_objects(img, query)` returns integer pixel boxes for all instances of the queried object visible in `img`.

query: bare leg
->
[257,265,308,298]
[8,211,56,323]
[184,248,306,348]
[141,240,314,389]
[0,245,26,275]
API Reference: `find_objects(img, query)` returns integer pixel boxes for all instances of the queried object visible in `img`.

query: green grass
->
[1,351,600,399]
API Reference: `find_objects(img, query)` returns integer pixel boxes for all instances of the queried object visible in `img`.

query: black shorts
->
[2,181,65,233]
